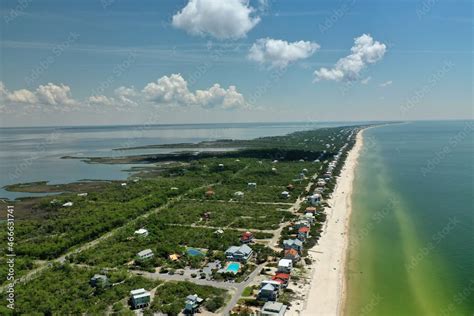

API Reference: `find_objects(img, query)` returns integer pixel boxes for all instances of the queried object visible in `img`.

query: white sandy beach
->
[299,129,365,316]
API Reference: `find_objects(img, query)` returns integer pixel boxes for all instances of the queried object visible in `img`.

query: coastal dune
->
[300,130,365,316]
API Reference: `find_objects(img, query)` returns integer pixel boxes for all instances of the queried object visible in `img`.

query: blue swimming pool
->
[226,262,241,274]
[186,248,204,257]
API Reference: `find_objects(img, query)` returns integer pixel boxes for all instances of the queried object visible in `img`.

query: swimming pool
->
[226,262,241,274]
[186,248,204,257]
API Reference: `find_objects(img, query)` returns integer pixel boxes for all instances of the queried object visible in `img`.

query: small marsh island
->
[0,126,366,315]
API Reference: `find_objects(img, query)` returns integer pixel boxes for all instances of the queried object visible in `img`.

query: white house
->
[121,182,127,187]
[277,259,293,274]
[130,288,151,309]
[307,193,321,206]
[62,202,73,207]
[137,249,154,261]
[77,193,88,197]
[281,191,290,199]
[248,182,257,189]
[261,301,287,316]
[134,228,148,237]
[234,191,245,198]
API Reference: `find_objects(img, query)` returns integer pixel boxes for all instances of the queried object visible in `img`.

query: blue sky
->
[0,0,472,127]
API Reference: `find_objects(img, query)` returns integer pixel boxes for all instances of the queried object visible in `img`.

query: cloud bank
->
[1,82,78,110]
[248,38,320,68]
[1,75,248,112]
[314,34,387,82]
[172,0,260,39]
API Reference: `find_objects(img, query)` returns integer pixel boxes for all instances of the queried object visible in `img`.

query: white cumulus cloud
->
[0,82,78,110]
[248,38,320,68]
[143,74,247,109]
[7,89,38,104]
[172,0,260,39]
[88,86,139,109]
[36,83,78,107]
[314,34,387,82]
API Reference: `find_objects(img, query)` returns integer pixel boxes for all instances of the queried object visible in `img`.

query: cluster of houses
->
[255,179,326,315]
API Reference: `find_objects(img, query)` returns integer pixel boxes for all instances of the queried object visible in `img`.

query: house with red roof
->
[284,249,300,262]
[297,226,310,240]
[272,273,291,288]
[240,231,254,244]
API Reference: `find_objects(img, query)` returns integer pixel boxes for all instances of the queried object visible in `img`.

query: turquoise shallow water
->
[346,121,474,315]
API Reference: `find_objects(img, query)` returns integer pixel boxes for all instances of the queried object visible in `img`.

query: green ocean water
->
[346,121,474,316]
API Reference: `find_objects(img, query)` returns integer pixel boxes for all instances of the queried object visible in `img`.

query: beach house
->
[272,273,291,288]
[303,213,316,223]
[225,244,253,262]
[305,206,317,214]
[284,249,300,262]
[184,294,204,314]
[136,249,154,261]
[294,219,310,230]
[90,274,108,288]
[283,239,303,253]
[240,231,254,244]
[297,226,310,240]
[258,280,281,301]
[134,228,148,237]
[234,191,245,198]
[261,301,288,316]
[169,253,180,261]
[277,259,293,274]
[130,288,151,309]
[307,194,321,206]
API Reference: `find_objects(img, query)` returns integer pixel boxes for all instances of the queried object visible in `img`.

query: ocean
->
[346,121,474,315]
[0,121,363,200]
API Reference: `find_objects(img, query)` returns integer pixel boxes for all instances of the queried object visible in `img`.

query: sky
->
[0,0,472,127]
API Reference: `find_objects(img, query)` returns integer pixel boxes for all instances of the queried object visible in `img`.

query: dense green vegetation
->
[149,281,226,315]
[0,264,158,315]
[151,199,295,230]
[70,223,242,268]
[0,125,363,314]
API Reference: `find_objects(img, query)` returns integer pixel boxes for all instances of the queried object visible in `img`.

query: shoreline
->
[299,129,365,316]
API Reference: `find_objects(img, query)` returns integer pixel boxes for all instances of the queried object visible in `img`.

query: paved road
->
[221,263,265,315]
